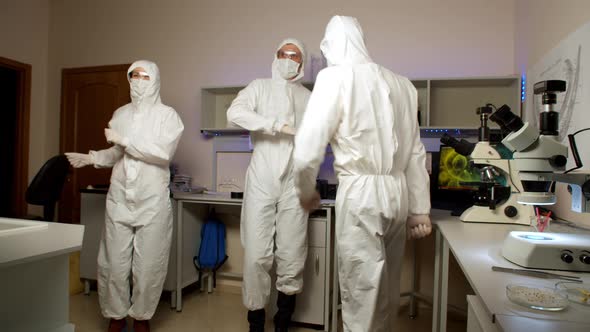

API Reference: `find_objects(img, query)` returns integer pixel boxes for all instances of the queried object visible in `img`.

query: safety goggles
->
[128,71,150,80]
[277,50,302,62]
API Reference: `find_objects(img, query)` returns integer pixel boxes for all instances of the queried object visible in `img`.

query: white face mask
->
[276,58,300,80]
[130,78,149,98]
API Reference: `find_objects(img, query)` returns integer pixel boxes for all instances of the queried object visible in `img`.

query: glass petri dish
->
[506,284,569,311]
[555,282,590,306]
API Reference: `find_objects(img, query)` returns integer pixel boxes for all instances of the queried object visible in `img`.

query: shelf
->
[201,128,249,137]
[429,76,517,87]
[201,76,520,135]
[411,80,428,88]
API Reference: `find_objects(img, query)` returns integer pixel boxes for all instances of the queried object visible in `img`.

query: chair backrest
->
[25,155,70,221]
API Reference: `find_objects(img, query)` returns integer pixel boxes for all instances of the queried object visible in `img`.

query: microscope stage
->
[502,231,590,272]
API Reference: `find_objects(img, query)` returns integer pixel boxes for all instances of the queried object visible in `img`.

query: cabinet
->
[466,295,500,332]
[294,246,327,324]
[426,77,521,127]
[79,191,105,292]
[270,215,332,328]
[79,191,184,297]
[200,76,520,135]
[201,86,245,135]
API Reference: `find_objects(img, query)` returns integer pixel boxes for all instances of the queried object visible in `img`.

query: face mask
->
[130,78,149,98]
[276,58,300,80]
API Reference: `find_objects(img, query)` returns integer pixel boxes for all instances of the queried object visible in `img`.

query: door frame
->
[0,56,31,217]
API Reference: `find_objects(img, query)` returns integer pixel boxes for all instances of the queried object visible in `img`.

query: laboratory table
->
[173,192,336,331]
[0,218,84,332]
[431,210,590,332]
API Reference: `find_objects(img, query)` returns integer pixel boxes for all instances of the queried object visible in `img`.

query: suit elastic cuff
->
[120,137,130,148]
[88,150,99,168]
[271,121,287,135]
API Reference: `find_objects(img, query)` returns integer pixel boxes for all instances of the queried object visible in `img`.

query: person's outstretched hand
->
[65,152,93,168]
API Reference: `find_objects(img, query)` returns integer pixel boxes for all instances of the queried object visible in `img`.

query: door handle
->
[315,254,320,275]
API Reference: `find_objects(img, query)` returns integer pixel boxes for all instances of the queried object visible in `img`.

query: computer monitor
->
[430,145,481,214]
[437,146,480,190]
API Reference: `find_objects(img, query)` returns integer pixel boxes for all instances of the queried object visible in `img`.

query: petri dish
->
[506,284,569,311]
[555,282,590,306]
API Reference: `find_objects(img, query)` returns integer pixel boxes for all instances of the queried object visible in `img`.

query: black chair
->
[25,154,70,221]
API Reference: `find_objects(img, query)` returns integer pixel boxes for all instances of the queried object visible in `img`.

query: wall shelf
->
[200,76,520,135]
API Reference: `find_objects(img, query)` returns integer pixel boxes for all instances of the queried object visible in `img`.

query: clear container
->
[555,282,590,306]
[506,283,568,311]
[530,215,552,232]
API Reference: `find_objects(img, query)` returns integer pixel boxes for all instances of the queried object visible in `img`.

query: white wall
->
[515,0,590,225]
[515,0,590,74]
[47,0,516,189]
[0,0,50,199]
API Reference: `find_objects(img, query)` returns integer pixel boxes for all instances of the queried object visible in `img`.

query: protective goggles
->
[277,50,302,62]
[128,71,150,80]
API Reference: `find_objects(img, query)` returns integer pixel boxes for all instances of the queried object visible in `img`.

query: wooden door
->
[0,56,30,218]
[59,64,130,223]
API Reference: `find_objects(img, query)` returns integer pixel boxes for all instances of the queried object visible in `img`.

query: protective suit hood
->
[320,16,373,66]
[272,38,306,83]
[127,60,162,106]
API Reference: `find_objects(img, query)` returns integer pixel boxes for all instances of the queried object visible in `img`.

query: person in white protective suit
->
[65,60,184,332]
[293,16,432,332]
[226,38,311,332]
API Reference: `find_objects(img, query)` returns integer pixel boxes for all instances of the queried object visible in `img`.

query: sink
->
[0,218,48,236]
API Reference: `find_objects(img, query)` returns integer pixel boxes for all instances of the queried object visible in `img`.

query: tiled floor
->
[70,289,467,331]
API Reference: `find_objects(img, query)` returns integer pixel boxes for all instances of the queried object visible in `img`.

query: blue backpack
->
[193,211,228,275]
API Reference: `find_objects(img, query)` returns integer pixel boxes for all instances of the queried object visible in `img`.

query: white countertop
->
[173,191,336,207]
[0,218,84,268]
[432,210,590,330]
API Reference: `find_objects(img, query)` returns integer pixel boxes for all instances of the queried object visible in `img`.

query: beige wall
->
[515,0,590,226]
[0,0,50,204]
[47,0,516,189]
[515,0,590,74]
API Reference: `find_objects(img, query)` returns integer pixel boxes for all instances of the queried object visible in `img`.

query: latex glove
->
[65,152,93,168]
[104,128,127,147]
[406,214,432,240]
[280,124,296,136]
[300,191,321,212]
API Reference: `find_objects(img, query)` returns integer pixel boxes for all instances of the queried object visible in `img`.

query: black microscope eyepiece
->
[490,104,523,133]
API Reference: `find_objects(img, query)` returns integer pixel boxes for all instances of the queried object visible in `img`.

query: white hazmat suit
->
[69,60,184,320]
[293,16,431,332]
[226,39,311,311]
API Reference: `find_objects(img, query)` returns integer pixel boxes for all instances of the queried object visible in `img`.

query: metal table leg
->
[409,240,418,318]
[176,200,183,312]
[331,235,339,332]
[432,227,449,332]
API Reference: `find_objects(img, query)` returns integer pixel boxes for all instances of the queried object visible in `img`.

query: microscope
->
[493,80,589,211]
[498,80,590,272]
[441,106,534,225]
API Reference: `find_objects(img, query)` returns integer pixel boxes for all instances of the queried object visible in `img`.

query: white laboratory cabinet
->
[294,216,331,326]
[269,213,333,328]
[1,218,84,332]
[200,76,521,135]
[79,190,184,296]
[466,295,500,332]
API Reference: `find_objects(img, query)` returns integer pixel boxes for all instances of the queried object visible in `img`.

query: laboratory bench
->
[172,192,336,331]
[0,217,84,332]
[430,210,590,332]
